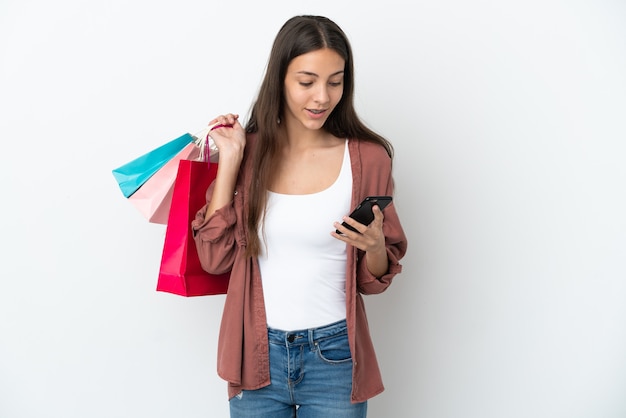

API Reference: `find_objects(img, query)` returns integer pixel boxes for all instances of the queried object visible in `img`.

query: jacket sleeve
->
[191,180,238,276]
[356,202,408,294]
[355,143,408,295]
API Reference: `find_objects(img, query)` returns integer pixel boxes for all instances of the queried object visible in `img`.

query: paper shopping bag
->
[112,133,194,198]
[157,159,230,296]
[128,142,200,224]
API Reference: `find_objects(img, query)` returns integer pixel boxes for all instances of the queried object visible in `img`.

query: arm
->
[203,114,246,219]
[333,202,407,294]
[331,140,408,293]
[191,113,246,274]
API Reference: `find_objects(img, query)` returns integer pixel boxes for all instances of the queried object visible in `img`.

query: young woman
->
[192,15,408,417]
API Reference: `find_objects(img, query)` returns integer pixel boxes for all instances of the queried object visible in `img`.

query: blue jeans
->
[229,319,367,418]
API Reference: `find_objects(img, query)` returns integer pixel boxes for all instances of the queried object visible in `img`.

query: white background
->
[1,1,625,417]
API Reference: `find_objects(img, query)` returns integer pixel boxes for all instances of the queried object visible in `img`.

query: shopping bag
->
[156,159,230,296]
[112,133,194,198]
[128,142,200,224]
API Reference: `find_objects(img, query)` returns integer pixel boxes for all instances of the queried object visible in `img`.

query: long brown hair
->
[245,15,393,257]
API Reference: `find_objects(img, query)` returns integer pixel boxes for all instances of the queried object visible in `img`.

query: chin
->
[303,118,328,131]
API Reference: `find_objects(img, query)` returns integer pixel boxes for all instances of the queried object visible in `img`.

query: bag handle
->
[191,123,233,166]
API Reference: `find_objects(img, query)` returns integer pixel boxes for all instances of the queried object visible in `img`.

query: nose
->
[313,84,330,105]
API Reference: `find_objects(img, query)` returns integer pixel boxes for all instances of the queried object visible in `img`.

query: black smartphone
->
[337,196,393,233]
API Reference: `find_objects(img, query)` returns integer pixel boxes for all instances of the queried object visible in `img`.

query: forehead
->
[287,48,345,74]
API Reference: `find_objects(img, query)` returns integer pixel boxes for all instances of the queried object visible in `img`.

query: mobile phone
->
[337,196,392,233]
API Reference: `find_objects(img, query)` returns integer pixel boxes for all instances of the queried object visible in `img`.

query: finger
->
[371,204,385,223]
[333,224,358,241]
[209,113,239,126]
[332,224,372,252]
[221,113,239,125]
[339,217,365,235]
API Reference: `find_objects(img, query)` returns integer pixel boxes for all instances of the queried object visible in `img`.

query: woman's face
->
[283,48,345,132]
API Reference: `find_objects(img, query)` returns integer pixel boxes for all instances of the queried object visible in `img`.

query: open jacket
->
[192,134,408,403]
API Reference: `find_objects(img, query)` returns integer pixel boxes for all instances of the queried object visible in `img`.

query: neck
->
[282,124,332,150]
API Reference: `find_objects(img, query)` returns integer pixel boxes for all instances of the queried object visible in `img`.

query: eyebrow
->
[296,70,345,77]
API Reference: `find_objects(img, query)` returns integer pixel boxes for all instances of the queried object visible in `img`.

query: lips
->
[307,108,326,115]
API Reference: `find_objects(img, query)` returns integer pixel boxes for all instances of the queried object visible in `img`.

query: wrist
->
[365,246,389,278]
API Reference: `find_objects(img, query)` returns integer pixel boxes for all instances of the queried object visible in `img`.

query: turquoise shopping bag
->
[112,133,194,198]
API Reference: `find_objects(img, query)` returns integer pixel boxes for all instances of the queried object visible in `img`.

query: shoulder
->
[349,138,392,168]
[348,138,395,196]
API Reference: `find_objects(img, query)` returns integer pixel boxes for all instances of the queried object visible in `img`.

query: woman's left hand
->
[332,205,389,277]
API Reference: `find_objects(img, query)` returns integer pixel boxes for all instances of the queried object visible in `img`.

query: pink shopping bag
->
[128,142,200,224]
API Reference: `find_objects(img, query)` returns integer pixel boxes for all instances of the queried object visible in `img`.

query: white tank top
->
[258,140,352,331]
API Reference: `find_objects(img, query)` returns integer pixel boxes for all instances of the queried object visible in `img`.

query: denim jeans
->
[229,319,367,418]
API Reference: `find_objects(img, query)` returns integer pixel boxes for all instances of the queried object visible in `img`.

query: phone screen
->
[338,196,392,233]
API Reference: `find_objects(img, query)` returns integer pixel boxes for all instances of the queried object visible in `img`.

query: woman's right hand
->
[208,113,246,161]
[203,113,246,219]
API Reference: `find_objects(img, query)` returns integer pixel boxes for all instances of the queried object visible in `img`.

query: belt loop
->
[308,328,315,350]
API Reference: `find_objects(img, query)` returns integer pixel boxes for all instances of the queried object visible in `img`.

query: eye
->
[299,82,313,87]
[329,81,343,87]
